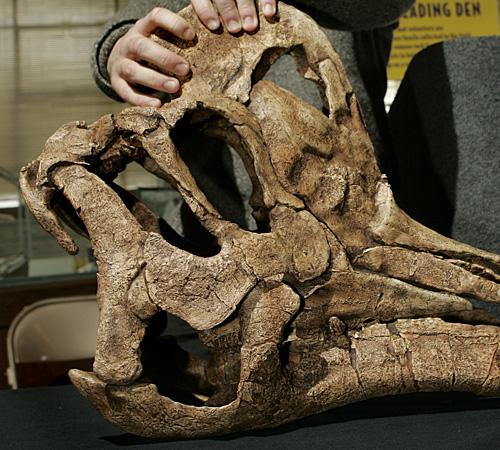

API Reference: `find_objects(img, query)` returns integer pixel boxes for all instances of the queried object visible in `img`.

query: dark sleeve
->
[288,0,415,30]
[91,0,190,101]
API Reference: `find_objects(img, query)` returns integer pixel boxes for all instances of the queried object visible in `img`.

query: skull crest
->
[19,4,500,438]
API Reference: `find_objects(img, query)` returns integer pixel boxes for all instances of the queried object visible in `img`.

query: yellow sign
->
[388,0,500,80]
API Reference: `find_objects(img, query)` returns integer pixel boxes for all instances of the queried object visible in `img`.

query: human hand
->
[107,8,196,107]
[191,0,277,33]
[108,2,277,106]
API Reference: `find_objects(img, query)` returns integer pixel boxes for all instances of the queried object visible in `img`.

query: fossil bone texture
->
[20,3,499,439]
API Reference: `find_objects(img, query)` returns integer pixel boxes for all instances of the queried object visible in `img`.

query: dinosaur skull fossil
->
[19,3,499,438]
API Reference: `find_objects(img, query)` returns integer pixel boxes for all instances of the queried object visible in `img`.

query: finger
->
[135,7,195,40]
[126,35,190,77]
[236,0,258,32]
[259,0,276,18]
[191,0,220,31]
[112,77,162,107]
[212,0,242,33]
[117,60,181,94]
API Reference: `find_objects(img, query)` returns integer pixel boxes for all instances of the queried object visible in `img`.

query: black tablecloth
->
[1,385,499,449]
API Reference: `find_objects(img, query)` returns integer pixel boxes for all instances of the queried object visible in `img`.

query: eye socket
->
[172,118,254,231]
[170,110,270,234]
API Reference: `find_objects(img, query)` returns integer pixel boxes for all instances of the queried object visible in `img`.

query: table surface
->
[1,385,499,449]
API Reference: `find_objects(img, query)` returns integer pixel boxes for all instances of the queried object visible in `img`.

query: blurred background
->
[0,0,166,280]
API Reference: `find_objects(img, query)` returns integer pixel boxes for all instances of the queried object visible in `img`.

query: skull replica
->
[20,3,499,439]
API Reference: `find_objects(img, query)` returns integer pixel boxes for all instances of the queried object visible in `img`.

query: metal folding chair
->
[6,295,98,389]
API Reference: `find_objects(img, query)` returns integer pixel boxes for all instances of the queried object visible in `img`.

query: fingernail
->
[243,16,257,29]
[164,79,179,91]
[174,63,189,76]
[207,19,219,30]
[183,28,195,40]
[263,3,275,15]
[227,20,241,33]
[147,100,160,107]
